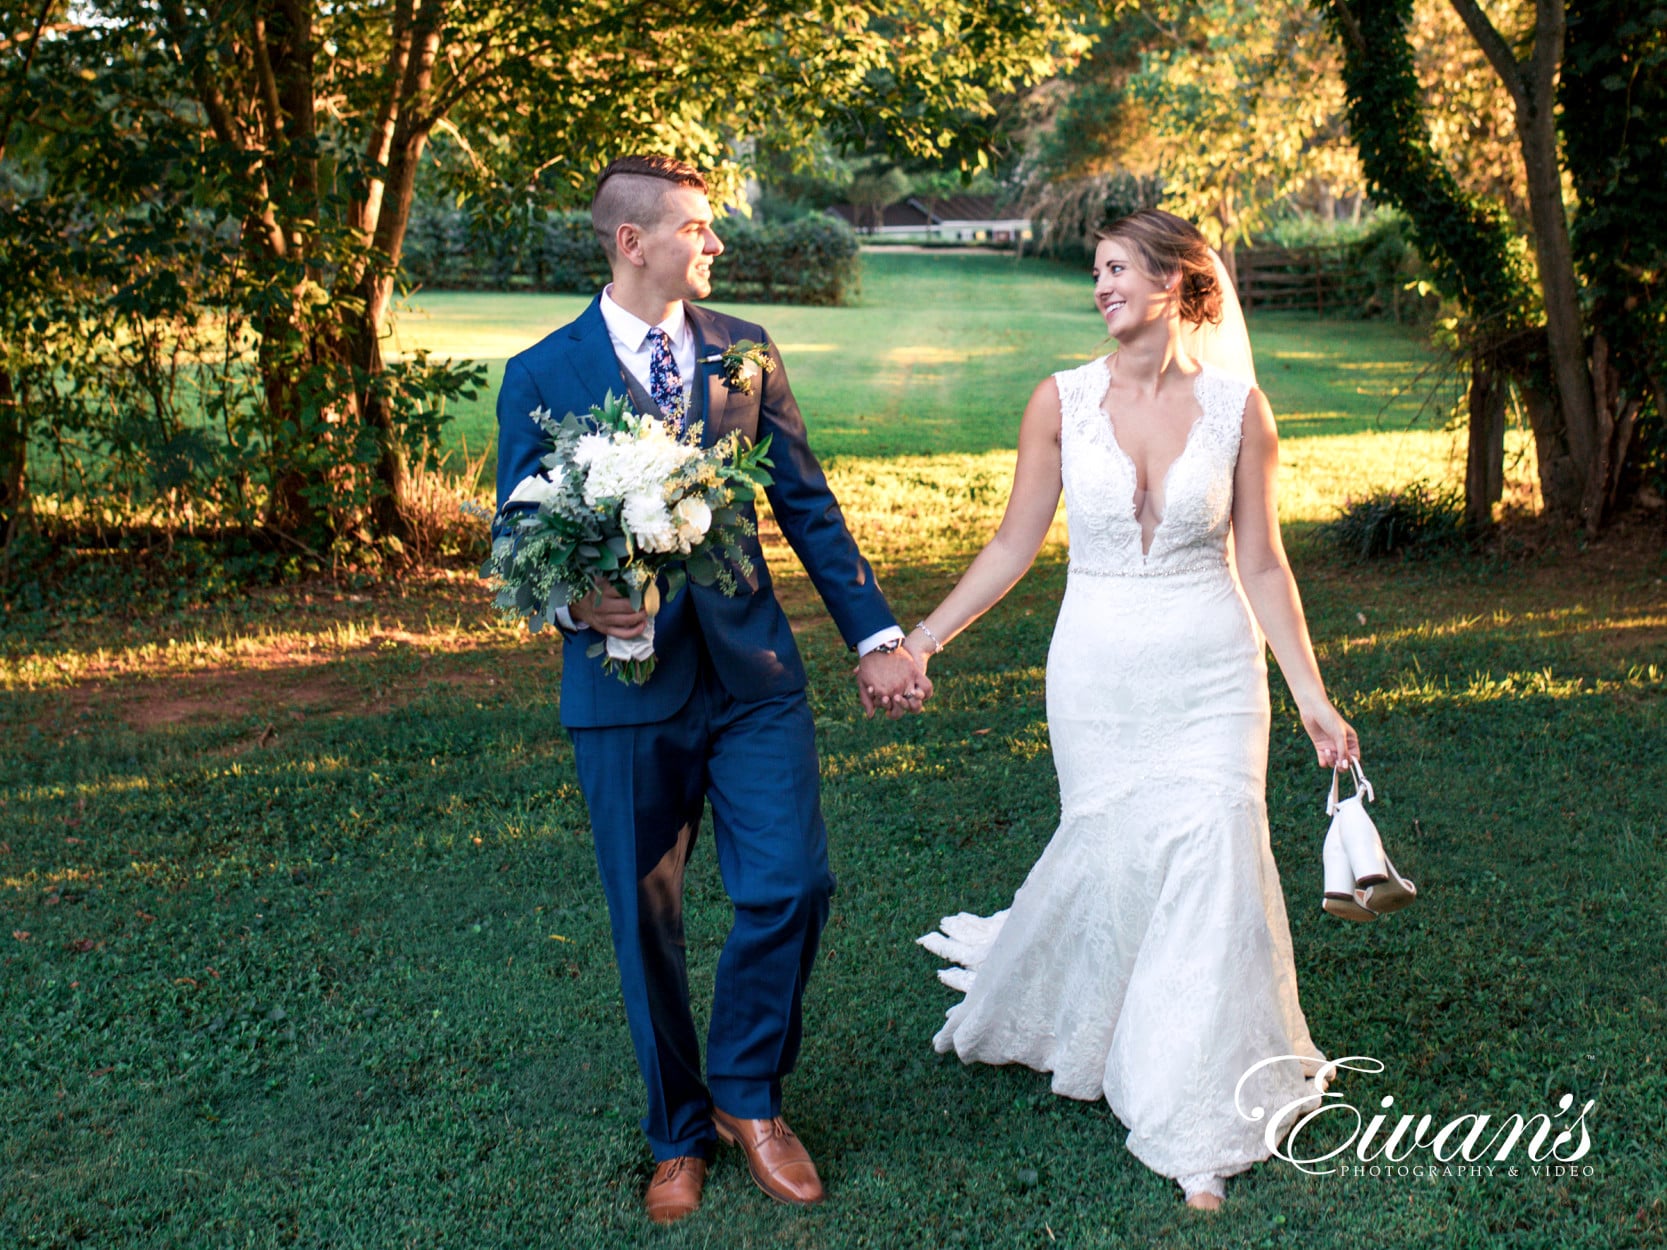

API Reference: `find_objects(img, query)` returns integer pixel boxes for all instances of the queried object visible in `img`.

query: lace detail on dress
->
[919,354,1324,1188]
[1053,358,1249,579]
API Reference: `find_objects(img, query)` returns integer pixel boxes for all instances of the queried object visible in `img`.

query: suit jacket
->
[494,296,896,728]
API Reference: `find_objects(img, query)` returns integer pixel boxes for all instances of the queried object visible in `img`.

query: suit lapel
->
[562,296,630,410]
[688,305,732,448]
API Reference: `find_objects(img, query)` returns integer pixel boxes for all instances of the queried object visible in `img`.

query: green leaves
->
[1317,0,1535,328]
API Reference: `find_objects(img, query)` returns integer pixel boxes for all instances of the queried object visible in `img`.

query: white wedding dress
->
[920,357,1325,1199]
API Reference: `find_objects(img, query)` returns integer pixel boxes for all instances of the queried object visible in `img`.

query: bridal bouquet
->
[483,393,773,684]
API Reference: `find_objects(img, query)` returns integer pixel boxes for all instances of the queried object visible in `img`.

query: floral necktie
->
[646,327,685,433]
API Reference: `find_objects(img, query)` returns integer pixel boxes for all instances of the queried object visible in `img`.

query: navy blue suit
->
[494,296,896,1159]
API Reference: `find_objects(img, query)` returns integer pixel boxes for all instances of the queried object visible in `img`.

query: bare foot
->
[1185,1192,1224,1212]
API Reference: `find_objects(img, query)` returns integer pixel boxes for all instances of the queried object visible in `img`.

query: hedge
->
[400,207,861,306]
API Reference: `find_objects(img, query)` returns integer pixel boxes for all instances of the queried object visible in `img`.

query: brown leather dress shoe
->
[644,1156,707,1225]
[711,1109,826,1206]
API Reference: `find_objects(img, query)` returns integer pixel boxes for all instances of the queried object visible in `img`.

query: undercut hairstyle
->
[591,155,709,260]
[1094,209,1224,327]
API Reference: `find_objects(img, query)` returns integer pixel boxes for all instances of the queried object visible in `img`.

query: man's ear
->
[615,222,647,268]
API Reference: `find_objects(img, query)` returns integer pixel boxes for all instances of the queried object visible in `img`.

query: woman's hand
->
[903,633,934,677]
[1300,701,1359,770]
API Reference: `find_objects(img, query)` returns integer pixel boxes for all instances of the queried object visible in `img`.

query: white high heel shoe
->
[1322,810,1377,922]
[1328,761,1416,915]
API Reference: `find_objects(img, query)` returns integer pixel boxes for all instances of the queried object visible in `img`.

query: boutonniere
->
[698,339,776,395]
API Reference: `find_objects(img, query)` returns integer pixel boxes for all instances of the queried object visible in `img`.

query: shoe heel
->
[1361,857,1416,913]
[1323,820,1377,922]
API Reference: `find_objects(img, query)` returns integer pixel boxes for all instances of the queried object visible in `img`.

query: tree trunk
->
[354,133,433,548]
[258,319,318,540]
[351,5,443,548]
[1215,192,1239,290]
[1517,88,1598,524]
[1464,352,1505,531]
[352,283,408,546]
[0,366,26,547]
[1516,376,1582,515]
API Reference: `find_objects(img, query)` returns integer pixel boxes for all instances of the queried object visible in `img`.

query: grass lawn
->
[3,252,1664,1248]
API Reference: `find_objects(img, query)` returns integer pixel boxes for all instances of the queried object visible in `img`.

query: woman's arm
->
[1231,387,1359,767]
[904,377,1065,667]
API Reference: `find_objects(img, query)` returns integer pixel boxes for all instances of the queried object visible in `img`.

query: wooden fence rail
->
[1235,245,1378,316]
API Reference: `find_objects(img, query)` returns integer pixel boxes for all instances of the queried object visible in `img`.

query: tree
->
[1119,0,1364,281]
[1560,0,1667,511]
[1319,0,1663,531]
[1015,2,1363,276]
[2,0,1092,558]
[846,166,913,232]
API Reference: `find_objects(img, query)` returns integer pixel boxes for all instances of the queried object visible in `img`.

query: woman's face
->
[1092,238,1175,338]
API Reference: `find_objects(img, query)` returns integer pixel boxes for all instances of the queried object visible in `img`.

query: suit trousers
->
[568,653,834,1161]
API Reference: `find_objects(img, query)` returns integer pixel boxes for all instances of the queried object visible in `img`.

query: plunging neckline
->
[1098,361,1209,558]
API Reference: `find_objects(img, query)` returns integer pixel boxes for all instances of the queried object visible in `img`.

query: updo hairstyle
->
[1093,209,1224,327]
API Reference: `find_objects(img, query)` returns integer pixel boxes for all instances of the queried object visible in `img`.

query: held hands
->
[568,578,649,639]
[855,644,933,720]
[1301,701,1360,770]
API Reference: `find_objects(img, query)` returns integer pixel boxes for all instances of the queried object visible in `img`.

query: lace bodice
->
[1053,359,1251,577]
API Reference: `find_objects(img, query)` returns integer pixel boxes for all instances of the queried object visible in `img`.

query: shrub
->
[1323,480,1468,559]
[400,204,861,306]
[1249,210,1440,324]
[708,214,860,306]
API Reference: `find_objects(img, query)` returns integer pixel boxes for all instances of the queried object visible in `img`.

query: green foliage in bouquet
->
[477,394,774,683]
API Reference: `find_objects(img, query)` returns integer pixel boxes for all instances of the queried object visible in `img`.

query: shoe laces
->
[760,1117,798,1143]
[653,1157,699,1185]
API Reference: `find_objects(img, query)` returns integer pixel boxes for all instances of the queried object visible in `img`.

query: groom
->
[493,154,930,1224]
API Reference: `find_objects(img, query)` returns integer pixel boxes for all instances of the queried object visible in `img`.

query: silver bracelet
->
[914,621,945,654]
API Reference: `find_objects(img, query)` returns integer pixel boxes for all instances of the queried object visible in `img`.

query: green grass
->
[400,252,1477,480]
[4,252,1665,1248]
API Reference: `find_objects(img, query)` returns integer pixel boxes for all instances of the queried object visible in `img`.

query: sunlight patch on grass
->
[884,344,1018,366]
[0,612,518,692]
[822,741,943,780]
[1358,663,1666,712]
[4,866,98,893]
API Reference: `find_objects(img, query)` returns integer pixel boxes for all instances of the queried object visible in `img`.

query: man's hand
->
[855,645,933,720]
[569,579,649,638]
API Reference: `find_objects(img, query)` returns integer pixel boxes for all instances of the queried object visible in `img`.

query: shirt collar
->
[600,284,687,352]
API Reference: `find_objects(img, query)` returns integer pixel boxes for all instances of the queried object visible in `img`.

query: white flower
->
[505,468,565,509]
[671,496,712,550]
[623,489,679,553]
[574,420,696,505]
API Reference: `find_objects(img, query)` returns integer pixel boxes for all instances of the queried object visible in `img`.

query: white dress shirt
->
[599,284,696,411]
[557,286,903,657]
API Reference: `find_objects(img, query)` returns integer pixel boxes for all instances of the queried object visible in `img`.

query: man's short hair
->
[592,155,709,259]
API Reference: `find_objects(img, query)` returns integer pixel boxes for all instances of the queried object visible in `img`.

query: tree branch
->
[0,20,79,54]
[0,0,56,166]
[1322,0,1368,55]
[160,0,245,149]
[1446,0,1530,113]
[352,0,415,247]
[249,14,286,141]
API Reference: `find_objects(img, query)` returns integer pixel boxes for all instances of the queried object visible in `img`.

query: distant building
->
[826,195,1033,245]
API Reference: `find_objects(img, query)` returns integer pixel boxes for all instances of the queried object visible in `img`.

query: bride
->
[906,209,1358,1210]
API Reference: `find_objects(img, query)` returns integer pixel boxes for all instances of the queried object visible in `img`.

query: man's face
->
[635,187,724,301]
